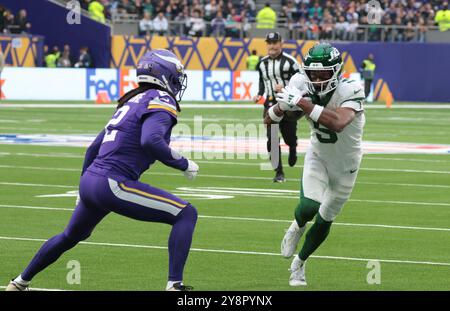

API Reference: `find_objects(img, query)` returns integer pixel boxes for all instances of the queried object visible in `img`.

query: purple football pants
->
[21,171,197,283]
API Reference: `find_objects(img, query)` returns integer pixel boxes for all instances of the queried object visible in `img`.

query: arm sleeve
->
[257,61,265,96]
[140,111,188,171]
[81,129,105,175]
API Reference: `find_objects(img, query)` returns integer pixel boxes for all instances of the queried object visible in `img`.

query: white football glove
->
[275,86,305,112]
[183,159,199,180]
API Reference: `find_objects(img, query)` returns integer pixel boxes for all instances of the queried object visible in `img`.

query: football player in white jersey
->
[264,43,366,286]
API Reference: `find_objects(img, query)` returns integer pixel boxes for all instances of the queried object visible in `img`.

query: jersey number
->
[314,122,338,144]
[102,106,130,143]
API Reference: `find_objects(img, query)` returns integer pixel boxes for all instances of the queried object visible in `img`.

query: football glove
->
[275,86,305,112]
[183,159,199,180]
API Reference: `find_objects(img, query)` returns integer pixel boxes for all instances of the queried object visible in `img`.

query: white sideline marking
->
[1,204,450,232]
[0,204,73,211]
[363,156,450,164]
[3,179,446,190]
[1,103,450,109]
[0,182,76,189]
[0,235,449,267]
[1,163,450,176]
[2,151,450,164]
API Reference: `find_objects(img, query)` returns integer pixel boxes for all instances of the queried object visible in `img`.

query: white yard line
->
[0,182,76,188]
[1,103,450,109]
[1,204,449,232]
[1,163,450,175]
[6,151,450,164]
[0,235,449,267]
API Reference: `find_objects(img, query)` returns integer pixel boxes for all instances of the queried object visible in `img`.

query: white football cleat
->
[281,221,306,258]
[166,282,193,291]
[289,255,307,286]
[5,280,29,291]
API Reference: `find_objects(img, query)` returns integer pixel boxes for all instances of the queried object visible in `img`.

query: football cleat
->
[5,280,29,291]
[281,221,306,258]
[273,172,286,183]
[289,256,307,286]
[166,282,193,291]
[288,147,297,167]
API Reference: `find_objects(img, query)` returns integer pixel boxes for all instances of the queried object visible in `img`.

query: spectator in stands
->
[2,10,18,34]
[211,10,226,36]
[308,1,323,20]
[306,17,320,39]
[347,18,359,41]
[382,16,394,41]
[74,47,92,68]
[320,16,333,39]
[417,18,428,42]
[80,0,90,11]
[119,0,137,14]
[394,16,405,41]
[256,3,276,28]
[404,21,416,41]
[335,15,349,40]
[139,11,153,35]
[241,0,256,17]
[168,0,182,20]
[173,7,190,36]
[240,10,252,37]
[225,8,241,38]
[298,2,309,20]
[142,0,154,17]
[153,12,169,36]
[188,9,206,37]
[57,45,72,68]
[15,9,31,34]
[89,0,106,23]
[297,17,309,39]
[205,0,219,21]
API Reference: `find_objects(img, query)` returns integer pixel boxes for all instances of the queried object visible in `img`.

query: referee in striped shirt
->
[253,32,303,183]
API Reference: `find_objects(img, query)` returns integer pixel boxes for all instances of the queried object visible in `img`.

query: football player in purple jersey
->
[6,50,199,291]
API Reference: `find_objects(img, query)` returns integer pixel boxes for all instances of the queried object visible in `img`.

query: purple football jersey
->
[88,89,181,180]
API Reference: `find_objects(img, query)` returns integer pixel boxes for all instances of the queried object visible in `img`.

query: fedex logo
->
[203,71,253,101]
[86,69,139,100]
[86,69,120,100]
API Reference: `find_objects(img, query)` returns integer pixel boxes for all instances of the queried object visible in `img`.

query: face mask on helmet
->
[303,63,341,96]
[172,71,187,102]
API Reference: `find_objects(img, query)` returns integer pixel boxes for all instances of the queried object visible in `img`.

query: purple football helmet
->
[136,49,187,101]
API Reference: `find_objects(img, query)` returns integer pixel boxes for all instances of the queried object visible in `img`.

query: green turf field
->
[0,101,449,291]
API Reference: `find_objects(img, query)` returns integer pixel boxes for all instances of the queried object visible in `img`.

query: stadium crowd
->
[80,0,449,41]
[0,6,31,34]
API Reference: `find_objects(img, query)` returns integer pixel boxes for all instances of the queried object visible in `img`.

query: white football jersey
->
[288,72,365,161]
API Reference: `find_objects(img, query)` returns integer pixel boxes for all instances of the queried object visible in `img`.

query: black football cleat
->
[288,147,297,167]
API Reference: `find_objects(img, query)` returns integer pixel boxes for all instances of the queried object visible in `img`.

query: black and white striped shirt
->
[257,51,300,103]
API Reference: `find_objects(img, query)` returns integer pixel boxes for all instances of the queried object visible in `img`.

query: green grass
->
[0,101,449,291]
